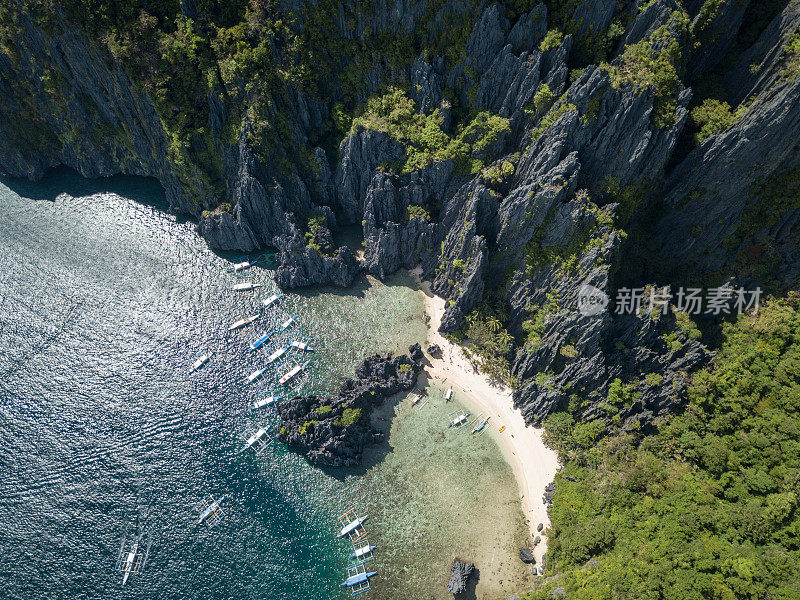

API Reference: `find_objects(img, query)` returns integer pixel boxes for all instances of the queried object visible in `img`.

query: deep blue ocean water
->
[0,170,427,600]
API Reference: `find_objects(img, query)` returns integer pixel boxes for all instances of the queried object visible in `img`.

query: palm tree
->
[486,315,502,333]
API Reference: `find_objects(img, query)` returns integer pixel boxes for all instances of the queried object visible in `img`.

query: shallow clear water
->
[0,169,529,600]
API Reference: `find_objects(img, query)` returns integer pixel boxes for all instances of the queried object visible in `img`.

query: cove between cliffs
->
[410,267,560,565]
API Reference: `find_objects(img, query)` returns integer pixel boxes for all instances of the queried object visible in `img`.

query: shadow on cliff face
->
[1,166,173,211]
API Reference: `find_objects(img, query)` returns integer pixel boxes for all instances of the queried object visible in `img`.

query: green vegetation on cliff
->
[351,87,509,174]
[529,295,800,600]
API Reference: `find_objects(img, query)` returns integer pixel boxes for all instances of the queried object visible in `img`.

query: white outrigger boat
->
[410,388,427,406]
[445,387,453,401]
[196,495,226,528]
[247,367,267,383]
[189,351,214,373]
[231,281,262,292]
[262,292,283,310]
[278,362,307,385]
[338,508,368,540]
[349,540,376,561]
[249,331,271,351]
[251,395,279,411]
[471,414,490,434]
[290,340,313,352]
[242,427,273,454]
[278,316,295,332]
[266,346,288,365]
[448,410,471,430]
[115,534,151,585]
[228,315,259,331]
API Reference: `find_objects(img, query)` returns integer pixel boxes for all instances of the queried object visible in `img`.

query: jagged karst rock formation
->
[446,560,475,596]
[2,0,799,433]
[275,345,423,466]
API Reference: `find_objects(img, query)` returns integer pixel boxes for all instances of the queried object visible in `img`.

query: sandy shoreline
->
[411,269,560,563]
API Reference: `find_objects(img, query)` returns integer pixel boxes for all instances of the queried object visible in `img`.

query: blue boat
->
[249,331,271,351]
[341,562,377,596]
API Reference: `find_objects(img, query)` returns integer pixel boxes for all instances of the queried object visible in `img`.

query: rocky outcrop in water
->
[275,345,423,466]
[446,560,475,596]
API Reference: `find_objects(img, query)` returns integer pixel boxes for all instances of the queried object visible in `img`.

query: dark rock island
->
[276,344,424,466]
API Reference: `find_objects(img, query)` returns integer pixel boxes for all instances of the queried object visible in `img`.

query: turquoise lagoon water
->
[0,170,530,600]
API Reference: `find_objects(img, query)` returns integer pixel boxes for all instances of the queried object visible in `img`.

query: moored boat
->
[249,331,271,351]
[267,346,288,364]
[448,411,471,429]
[189,351,213,373]
[246,367,267,383]
[410,388,427,406]
[262,292,283,309]
[279,316,295,331]
[290,340,313,352]
[251,396,279,410]
[471,414,490,434]
[231,281,262,292]
[278,362,307,384]
[228,315,259,331]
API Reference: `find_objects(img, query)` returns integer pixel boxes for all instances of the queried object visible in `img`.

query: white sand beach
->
[412,269,560,563]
